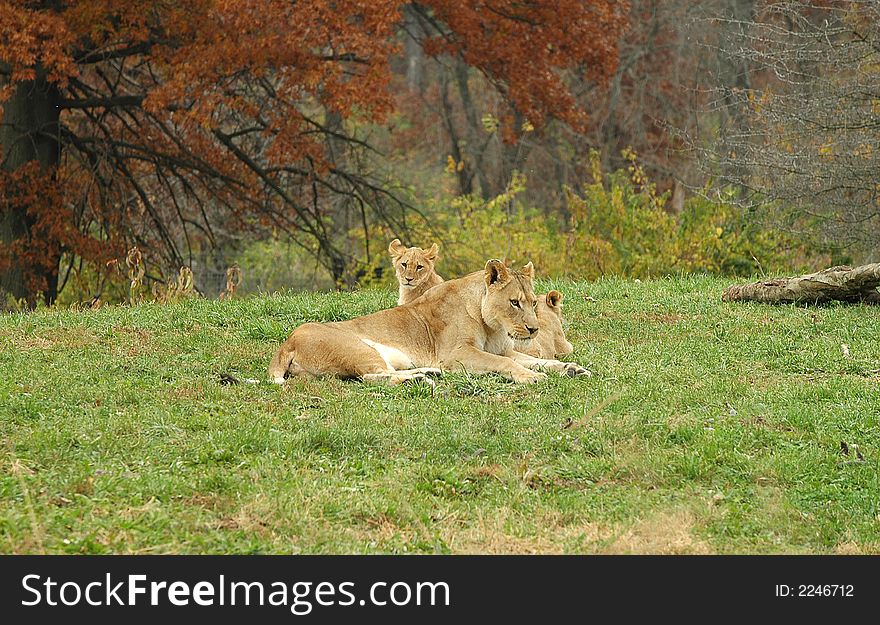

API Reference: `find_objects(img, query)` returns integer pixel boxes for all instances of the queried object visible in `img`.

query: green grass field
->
[1,275,878,554]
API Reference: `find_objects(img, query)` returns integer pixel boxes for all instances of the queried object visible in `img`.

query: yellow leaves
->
[486,170,526,212]
[394,147,799,286]
[561,149,782,278]
[588,149,603,185]
[747,90,772,115]
[562,185,586,226]
[853,143,873,158]
[818,141,835,159]
[508,170,527,194]
[479,112,534,140]
[623,147,664,210]
[445,155,464,173]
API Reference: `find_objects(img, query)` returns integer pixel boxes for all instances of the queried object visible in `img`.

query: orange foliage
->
[1,1,627,302]
[0,2,75,84]
[420,1,628,134]
[0,163,121,298]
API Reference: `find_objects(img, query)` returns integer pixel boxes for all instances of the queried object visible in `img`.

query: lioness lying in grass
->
[268,260,590,384]
[388,240,574,359]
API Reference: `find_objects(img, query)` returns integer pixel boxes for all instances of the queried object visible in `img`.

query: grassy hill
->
[1,276,878,554]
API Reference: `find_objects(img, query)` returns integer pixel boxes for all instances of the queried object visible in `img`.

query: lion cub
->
[388,239,444,305]
[520,290,574,359]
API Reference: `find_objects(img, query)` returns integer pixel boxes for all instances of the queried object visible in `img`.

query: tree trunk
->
[722,264,880,305]
[402,5,426,93]
[453,60,496,200]
[438,72,474,197]
[1,65,62,306]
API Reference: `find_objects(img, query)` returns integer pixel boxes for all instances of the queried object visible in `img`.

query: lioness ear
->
[388,238,404,258]
[521,261,535,279]
[484,259,511,287]
[546,290,563,308]
[426,243,439,262]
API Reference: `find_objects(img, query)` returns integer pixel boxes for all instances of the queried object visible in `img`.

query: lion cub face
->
[388,239,439,294]
[523,290,574,358]
[481,260,540,344]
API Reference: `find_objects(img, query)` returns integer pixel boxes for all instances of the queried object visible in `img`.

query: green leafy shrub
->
[381,149,816,283]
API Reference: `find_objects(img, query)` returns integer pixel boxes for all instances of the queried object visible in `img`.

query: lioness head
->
[481,259,540,343]
[523,290,574,358]
[388,238,439,292]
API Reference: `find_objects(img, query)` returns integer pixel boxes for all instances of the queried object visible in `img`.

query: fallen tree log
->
[722,264,880,305]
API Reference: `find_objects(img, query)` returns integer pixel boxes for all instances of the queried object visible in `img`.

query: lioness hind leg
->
[269,323,393,382]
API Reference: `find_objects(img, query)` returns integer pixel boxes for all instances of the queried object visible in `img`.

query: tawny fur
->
[268,260,590,385]
[388,240,573,358]
[519,290,574,359]
[388,239,444,305]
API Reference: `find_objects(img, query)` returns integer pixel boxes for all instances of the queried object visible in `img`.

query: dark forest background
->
[1,1,877,307]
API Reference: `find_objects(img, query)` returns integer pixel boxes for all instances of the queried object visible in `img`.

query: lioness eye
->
[510,299,520,308]
[417,265,423,270]
[401,262,407,268]
[532,301,538,309]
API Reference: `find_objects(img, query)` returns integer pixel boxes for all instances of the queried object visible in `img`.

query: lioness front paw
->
[513,369,547,384]
[403,372,437,387]
[563,363,592,378]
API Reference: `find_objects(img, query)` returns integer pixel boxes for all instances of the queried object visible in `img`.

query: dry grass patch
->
[601,509,711,554]
[443,508,608,554]
[6,326,99,351]
[834,541,880,555]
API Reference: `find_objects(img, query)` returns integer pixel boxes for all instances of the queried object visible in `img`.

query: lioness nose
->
[526,325,538,336]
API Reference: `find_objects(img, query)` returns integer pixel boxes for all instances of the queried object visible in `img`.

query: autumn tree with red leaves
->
[1,1,628,306]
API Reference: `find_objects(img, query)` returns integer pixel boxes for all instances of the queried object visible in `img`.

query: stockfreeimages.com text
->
[22,574,450,615]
